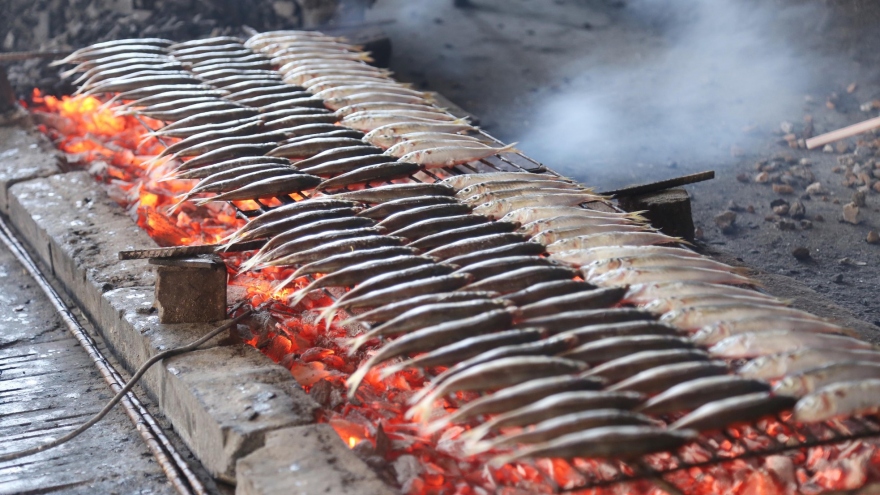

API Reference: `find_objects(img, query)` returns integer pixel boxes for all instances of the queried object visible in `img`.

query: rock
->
[874,181,880,194]
[823,144,834,153]
[726,200,743,212]
[773,204,790,216]
[835,141,851,154]
[736,173,750,183]
[805,182,827,195]
[799,220,813,229]
[790,200,806,220]
[754,172,770,183]
[852,190,867,207]
[777,219,797,231]
[854,145,872,158]
[831,273,844,284]
[780,121,794,133]
[772,184,794,195]
[714,211,737,234]
[791,247,811,261]
[694,227,704,240]
[832,165,845,174]
[868,231,880,245]
[815,214,825,222]
[842,202,861,224]
[746,205,755,214]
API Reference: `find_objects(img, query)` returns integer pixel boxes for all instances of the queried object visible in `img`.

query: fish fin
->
[98,95,122,110]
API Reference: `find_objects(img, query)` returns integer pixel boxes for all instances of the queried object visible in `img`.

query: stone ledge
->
[236,424,396,495]
[0,125,61,214]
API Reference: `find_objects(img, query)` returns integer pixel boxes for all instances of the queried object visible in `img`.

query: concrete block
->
[236,424,395,495]
[7,172,155,325]
[618,188,696,241]
[0,126,60,213]
[153,258,227,324]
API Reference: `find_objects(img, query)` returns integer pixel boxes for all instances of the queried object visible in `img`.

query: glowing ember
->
[29,90,880,495]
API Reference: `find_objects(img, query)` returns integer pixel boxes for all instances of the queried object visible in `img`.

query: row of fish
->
[54,34,880,466]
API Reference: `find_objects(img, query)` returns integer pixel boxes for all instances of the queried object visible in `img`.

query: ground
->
[366,0,880,328]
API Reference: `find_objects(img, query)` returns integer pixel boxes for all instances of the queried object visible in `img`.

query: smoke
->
[515,0,825,184]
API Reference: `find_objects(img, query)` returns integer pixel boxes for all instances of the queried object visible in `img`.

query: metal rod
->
[0,50,72,63]
[119,239,265,260]
[0,214,206,495]
[599,170,715,198]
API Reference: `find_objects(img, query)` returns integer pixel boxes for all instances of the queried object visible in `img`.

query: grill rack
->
[131,112,880,494]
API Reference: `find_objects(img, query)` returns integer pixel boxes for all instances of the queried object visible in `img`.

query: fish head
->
[771,376,806,398]
[691,324,728,346]
[793,392,833,423]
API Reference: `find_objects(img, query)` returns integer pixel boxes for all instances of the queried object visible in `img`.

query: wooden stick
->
[805,115,880,149]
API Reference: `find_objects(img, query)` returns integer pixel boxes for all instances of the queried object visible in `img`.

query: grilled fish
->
[358,196,462,221]
[637,375,771,415]
[670,392,796,432]
[502,279,597,307]
[516,287,627,319]
[441,242,546,267]
[709,331,875,359]
[608,360,729,395]
[340,291,501,327]
[585,349,711,383]
[793,379,880,423]
[737,348,880,380]
[772,362,880,398]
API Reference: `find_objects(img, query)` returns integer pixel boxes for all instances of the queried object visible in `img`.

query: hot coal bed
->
[3,28,880,495]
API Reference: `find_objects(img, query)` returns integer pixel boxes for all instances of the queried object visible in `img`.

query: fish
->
[329,263,464,309]
[194,174,324,204]
[298,154,399,176]
[516,287,627,319]
[172,167,297,205]
[464,391,645,443]
[371,131,483,149]
[167,133,290,161]
[292,145,383,170]
[406,222,518,252]
[286,255,440,305]
[502,279,597,307]
[198,68,281,81]
[207,74,284,88]
[191,61,274,74]
[53,44,169,65]
[737,348,880,380]
[324,92,431,111]
[475,194,614,220]
[64,54,172,80]
[374,203,473,232]
[259,235,405,268]
[590,267,757,288]
[313,84,429,100]
[638,375,771,416]
[252,228,385,271]
[412,357,591,425]
[174,143,279,172]
[322,274,474,327]
[341,114,460,132]
[362,121,477,139]
[172,159,293,181]
[259,97,330,112]
[53,38,172,64]
[116,89,231,111]
[145,117,262,141]
[562,335,694,366]
[661,303,824,330]
[693,317,853,346]
[152,120,266,162]
[441,172,571,191]
[516,308,655,335]
[772,362,880,398]
[275,123,348,140]
[349,298,515,351]
[239,93,324,108]
[225,85,310,101]
[266,138,364,159]
[583,254,742,280]
[500,207,645,226]
[608,360,730,395]
[103,83,217,107]
[340,291,501,327]
[170,36,243,50]
[793,379,880,423]
[480,409,659,452]
[385,139,491,158]
[546,232,686,254]
[132,101,248,122]
[223,204,362,245]
[492,426,697,464]
[337,102,442,118]
[170,42,246,55]
[451,256,558,282]
[518,216,650,237]
[461,265,578,294]
[378,327,544,377]
[584,349,711,384]
[346,307,517,396]
[709,331,876,359]
[441,242,546,268]
[558,321,684,348]
[424,233,531,261]
[391,215,489,242]
[642,294,788,315]
[670,392,796,432]
[178,50,262,64]
[287,246,418,281]
[244,216,377,266]
[153,108,261,134]
[397,143,519,168]
[215,79,291,93]
[77,62,183,88]
[82,74,203,95]
[462,187,594,207]
[315,162,421,191]
[530,224,651,245]
[623,281,776,306]
[455,179,583,199]
[320,183,456,203]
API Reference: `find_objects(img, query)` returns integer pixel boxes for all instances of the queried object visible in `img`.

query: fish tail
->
[98,95,121,110]
[406,381,435,406]
[730,266,752,276]
[238,254,266,274]
[347,334,372,355]
[405,388,440,422]
[377,361,406,380]
[459,422,492,445]
[496,142,520,154]
[49,56,75,67]
[463,440,494,456]
[60,67,80,79]
[356,51,374,62]
[286,279,319,306]
[164,195,191,214]
[489,451,524,468]
[346,356,377,398]
[451,117,471,126]
[422,417,452,436]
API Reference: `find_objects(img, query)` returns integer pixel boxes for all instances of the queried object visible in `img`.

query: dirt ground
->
[366,0,880,329]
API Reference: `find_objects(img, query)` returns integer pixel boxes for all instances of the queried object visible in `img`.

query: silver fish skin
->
[323,183,456,203]
[118,89,231,111]
[661,303,824,330]
[590,266,757,288]
[585,349,711,384]
[551,245,701,268]
[694,317,853,346]
[346,308,517,397]
[463,187,590,206]
[793,379,880,423]
[583,254,738,279]
[452,256,558,282]
[182,166,294,195]
[282,130,367,145]
[481,409,658,451]
[624,281,776,306]
[287,255,437,300]
[83,74,202,95]
[316,162,421,191]
[642,294,788,316]
[710,331,876,359]
[516,308,655,335]
[330,273,474,316]
[136,101,248,122]
[547,231,684,253]
[376,203,474,231]
[156,108,261,133]
[737,348,880,380]
[266,235,405,267]
[255,229,385,270]
[155,120,266,160]
[149,117,262,141]
[517,287,627,319]
[249,216,377,262]
[492,426,697,464]
[341,291,501,327]
[350,298,515,350]
[518,215,647,237]
[474,193,607,219]
[412,356,591,425]
[772,361,880,398]
[441,242,546,268]
[532,223,651,245]
[174,159,293,181]
[407,222,518,252]
[455,178,582,198]
[466,390,645,442]
[267,138,367,159]
[424,233,531,261]
[227,205,361,244]
[500,206,645,226]
[670,392,796,432]
[637,375,771,415]
[460,265,577,294]
[380,327,545,376]
[441,172,572,191]
[557,321,684,348]
[502,279,597,307]
[608,360,729,395]
[292,145,383,170]
[288,246,418,281]
[195,174,323,204]
[298,154,399,176]
[359,196,462,221]
[562,335,694,366]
